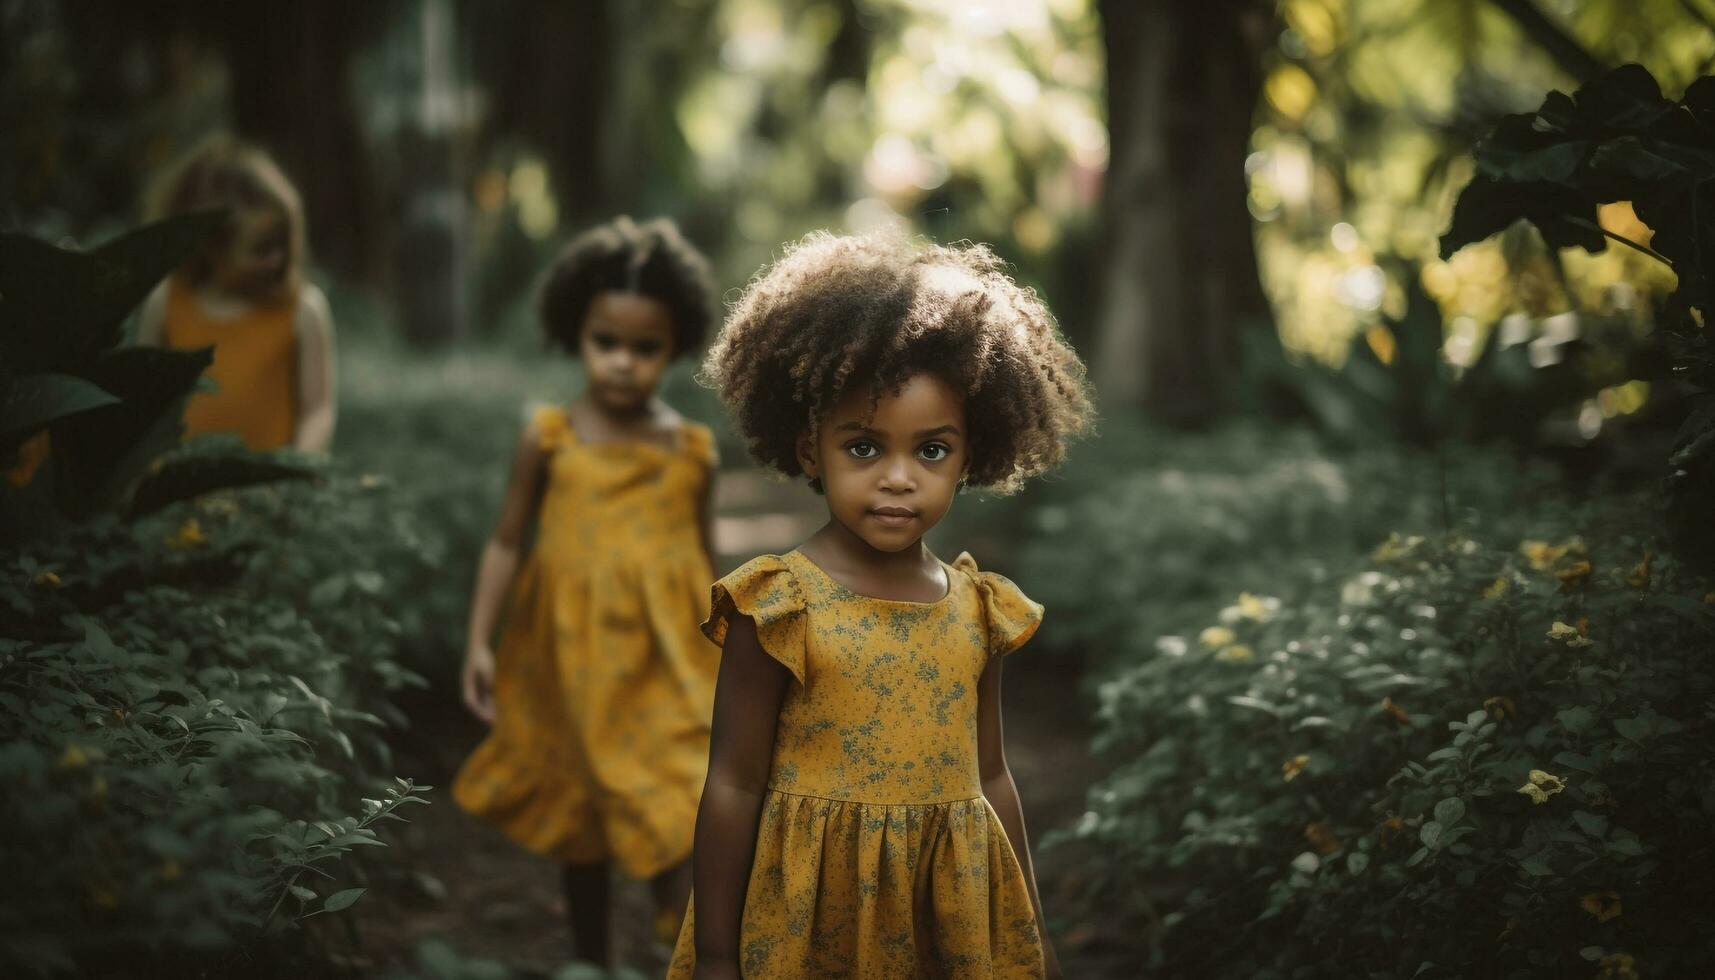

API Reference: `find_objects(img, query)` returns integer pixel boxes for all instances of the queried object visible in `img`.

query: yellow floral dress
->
[453,405,719,878]
[668,550,1047,979]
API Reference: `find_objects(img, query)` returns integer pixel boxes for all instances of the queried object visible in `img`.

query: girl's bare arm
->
[692,613,788,974]
[293,284,337,453]
[978,654,1062,979]
[460,416,550,723]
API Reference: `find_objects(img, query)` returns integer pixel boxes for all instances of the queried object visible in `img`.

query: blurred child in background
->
[138,134,335,452]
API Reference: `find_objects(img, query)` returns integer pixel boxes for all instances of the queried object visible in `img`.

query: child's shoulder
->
[521,401,574,453]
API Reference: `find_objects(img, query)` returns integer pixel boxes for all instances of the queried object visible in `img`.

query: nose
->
[877,454,915,493]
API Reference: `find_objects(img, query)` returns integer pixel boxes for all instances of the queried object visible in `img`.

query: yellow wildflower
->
[1282,755,1309,782]
[1548,621,1593,648]
[358,473,386,490]
[1372,533,1424,561]
[5,430,51,488]
[1378,815,1406,849]
[1381,697,1411,724]
[1517,769,1565,804]
[1234,592,1278,622]
[1597,952,1637,980]
[1214,644,1254,662]
[1522,537,1586,571]
[1481,575,1510,600]
[1199,626,1236,649]
[1483,696,1516,720]
[165,519,205,551]
[1496,917,1519,942]
[161,859,182,881]
[1304,821,1341,855]
[1581,890,1622,923]
[59,744,89,770]
[33,570,61,588]
[1557,560,1593,588]
[1626,552,1651,589]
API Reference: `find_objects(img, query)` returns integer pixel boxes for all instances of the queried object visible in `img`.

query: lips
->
[868,506,918,527]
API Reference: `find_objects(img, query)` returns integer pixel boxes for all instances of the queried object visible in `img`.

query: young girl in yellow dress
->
[137,135,336,452]
[672,233,1095,979]
[453,217,721,964]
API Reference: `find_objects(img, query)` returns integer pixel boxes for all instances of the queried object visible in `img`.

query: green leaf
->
[320,887,365,913]
[128,449,317,517]
[1614,715,1653,741]
[1420,821,1445,849]
[1433,798,1465,826]
[1,374,120,443]
[1519,853,1554,876]
[1407,846,1430,867]
[1573,811,1608,839]
[1556,705,1596,734]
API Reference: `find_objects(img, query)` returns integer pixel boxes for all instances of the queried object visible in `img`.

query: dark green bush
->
[1054,493,1714,978]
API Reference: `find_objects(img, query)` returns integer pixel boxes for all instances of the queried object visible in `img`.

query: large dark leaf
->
[128,448,318,517]
[1439,177,1604,259]
[49,346,212,518]
[1,373,120,445]
[1574,64,1673,132]
[0,210,225,374]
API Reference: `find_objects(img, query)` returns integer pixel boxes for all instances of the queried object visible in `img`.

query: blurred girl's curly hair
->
[704,231,1095,493]
[537,216,716,357]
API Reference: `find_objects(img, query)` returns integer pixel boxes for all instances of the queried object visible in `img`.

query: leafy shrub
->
[1055,495,1715,978]
[1439,63,1715,567]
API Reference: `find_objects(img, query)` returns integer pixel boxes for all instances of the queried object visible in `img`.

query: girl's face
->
[214,207,291,298]
[798,372,969,553]
[578,291,675,413]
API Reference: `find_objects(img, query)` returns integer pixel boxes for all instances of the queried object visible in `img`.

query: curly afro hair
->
[537,216,715,357]
[704,231,1095,494]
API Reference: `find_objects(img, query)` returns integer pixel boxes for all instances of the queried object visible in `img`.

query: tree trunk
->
[1095,0,1275,423]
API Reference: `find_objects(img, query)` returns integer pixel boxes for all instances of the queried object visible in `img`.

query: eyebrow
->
[833,422,962,439]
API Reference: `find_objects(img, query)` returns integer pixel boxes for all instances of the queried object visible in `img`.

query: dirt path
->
[338,468,1124,977]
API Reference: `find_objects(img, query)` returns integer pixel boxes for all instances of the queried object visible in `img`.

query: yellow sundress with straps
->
[668,549,1048,978]
[453,405,720,878]
[161,277,298,450]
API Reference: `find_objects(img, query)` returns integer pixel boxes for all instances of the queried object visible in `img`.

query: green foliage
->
[1053,494,1715,977]
[1439,64,1715,566]
[1240,272,1598,450]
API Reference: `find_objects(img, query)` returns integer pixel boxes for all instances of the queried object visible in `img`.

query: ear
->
[795,431,819,478]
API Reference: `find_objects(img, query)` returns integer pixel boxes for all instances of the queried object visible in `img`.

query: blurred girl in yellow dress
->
[671,232,1095,979]
[138,134,335,452]
[453,217,721,965]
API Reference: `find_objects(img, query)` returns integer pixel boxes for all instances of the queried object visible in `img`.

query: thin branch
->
[1566,216,1675,267]
[1485,0,1608,84]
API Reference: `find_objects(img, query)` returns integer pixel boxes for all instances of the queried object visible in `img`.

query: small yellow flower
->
[1481,575,1510,600]
[1282,755,1309,782]
[1372,533,1424,561]
[1522,537,1586,571]
[86,885,118,911]
[1557,560,1593,588]
[59,744,89,770]
[1548,621,1593,648]
[5,430,51,488]
[1483,696,1516,720]
[1378,815,1406,848]
[1517,768,1565,804]
[1234,592,1278,622]
[161,859,182,881]
[1304,821,1341,855]
[1626,552,1651,589]
[1597,952,1637,980]
[358,473,386,490]
[1705,591,1715,604]
[1199,626,1236,649]
[165,519,205,551]
[33,570,61,588]
[1581,890,1622,923]
[1496,916,1519,942]
[1214,644,1254,662]
[1381,697,1410,724]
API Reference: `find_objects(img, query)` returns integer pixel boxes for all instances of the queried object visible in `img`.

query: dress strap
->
[530,404,577,453]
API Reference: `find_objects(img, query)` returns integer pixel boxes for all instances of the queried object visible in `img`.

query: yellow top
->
[162,278,298,450]
[669,550,1047,978]
[453,406,721,879]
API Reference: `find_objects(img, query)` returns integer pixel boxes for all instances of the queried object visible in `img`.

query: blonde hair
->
[145,133,307,303]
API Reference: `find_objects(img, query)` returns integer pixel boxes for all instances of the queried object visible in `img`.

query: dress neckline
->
[786,549,954,607]
[560,406,692,455]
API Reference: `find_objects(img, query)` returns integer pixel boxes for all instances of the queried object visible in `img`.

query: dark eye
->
[588,333,620,351]
[920,443,950,462]
[633,340,666,357]
[846,440,878,460]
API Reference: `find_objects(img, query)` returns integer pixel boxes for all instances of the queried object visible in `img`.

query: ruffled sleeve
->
[951,552,1043,657]
[529,404,574,453]
[702,555,807,685]
[680,422,719,469]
